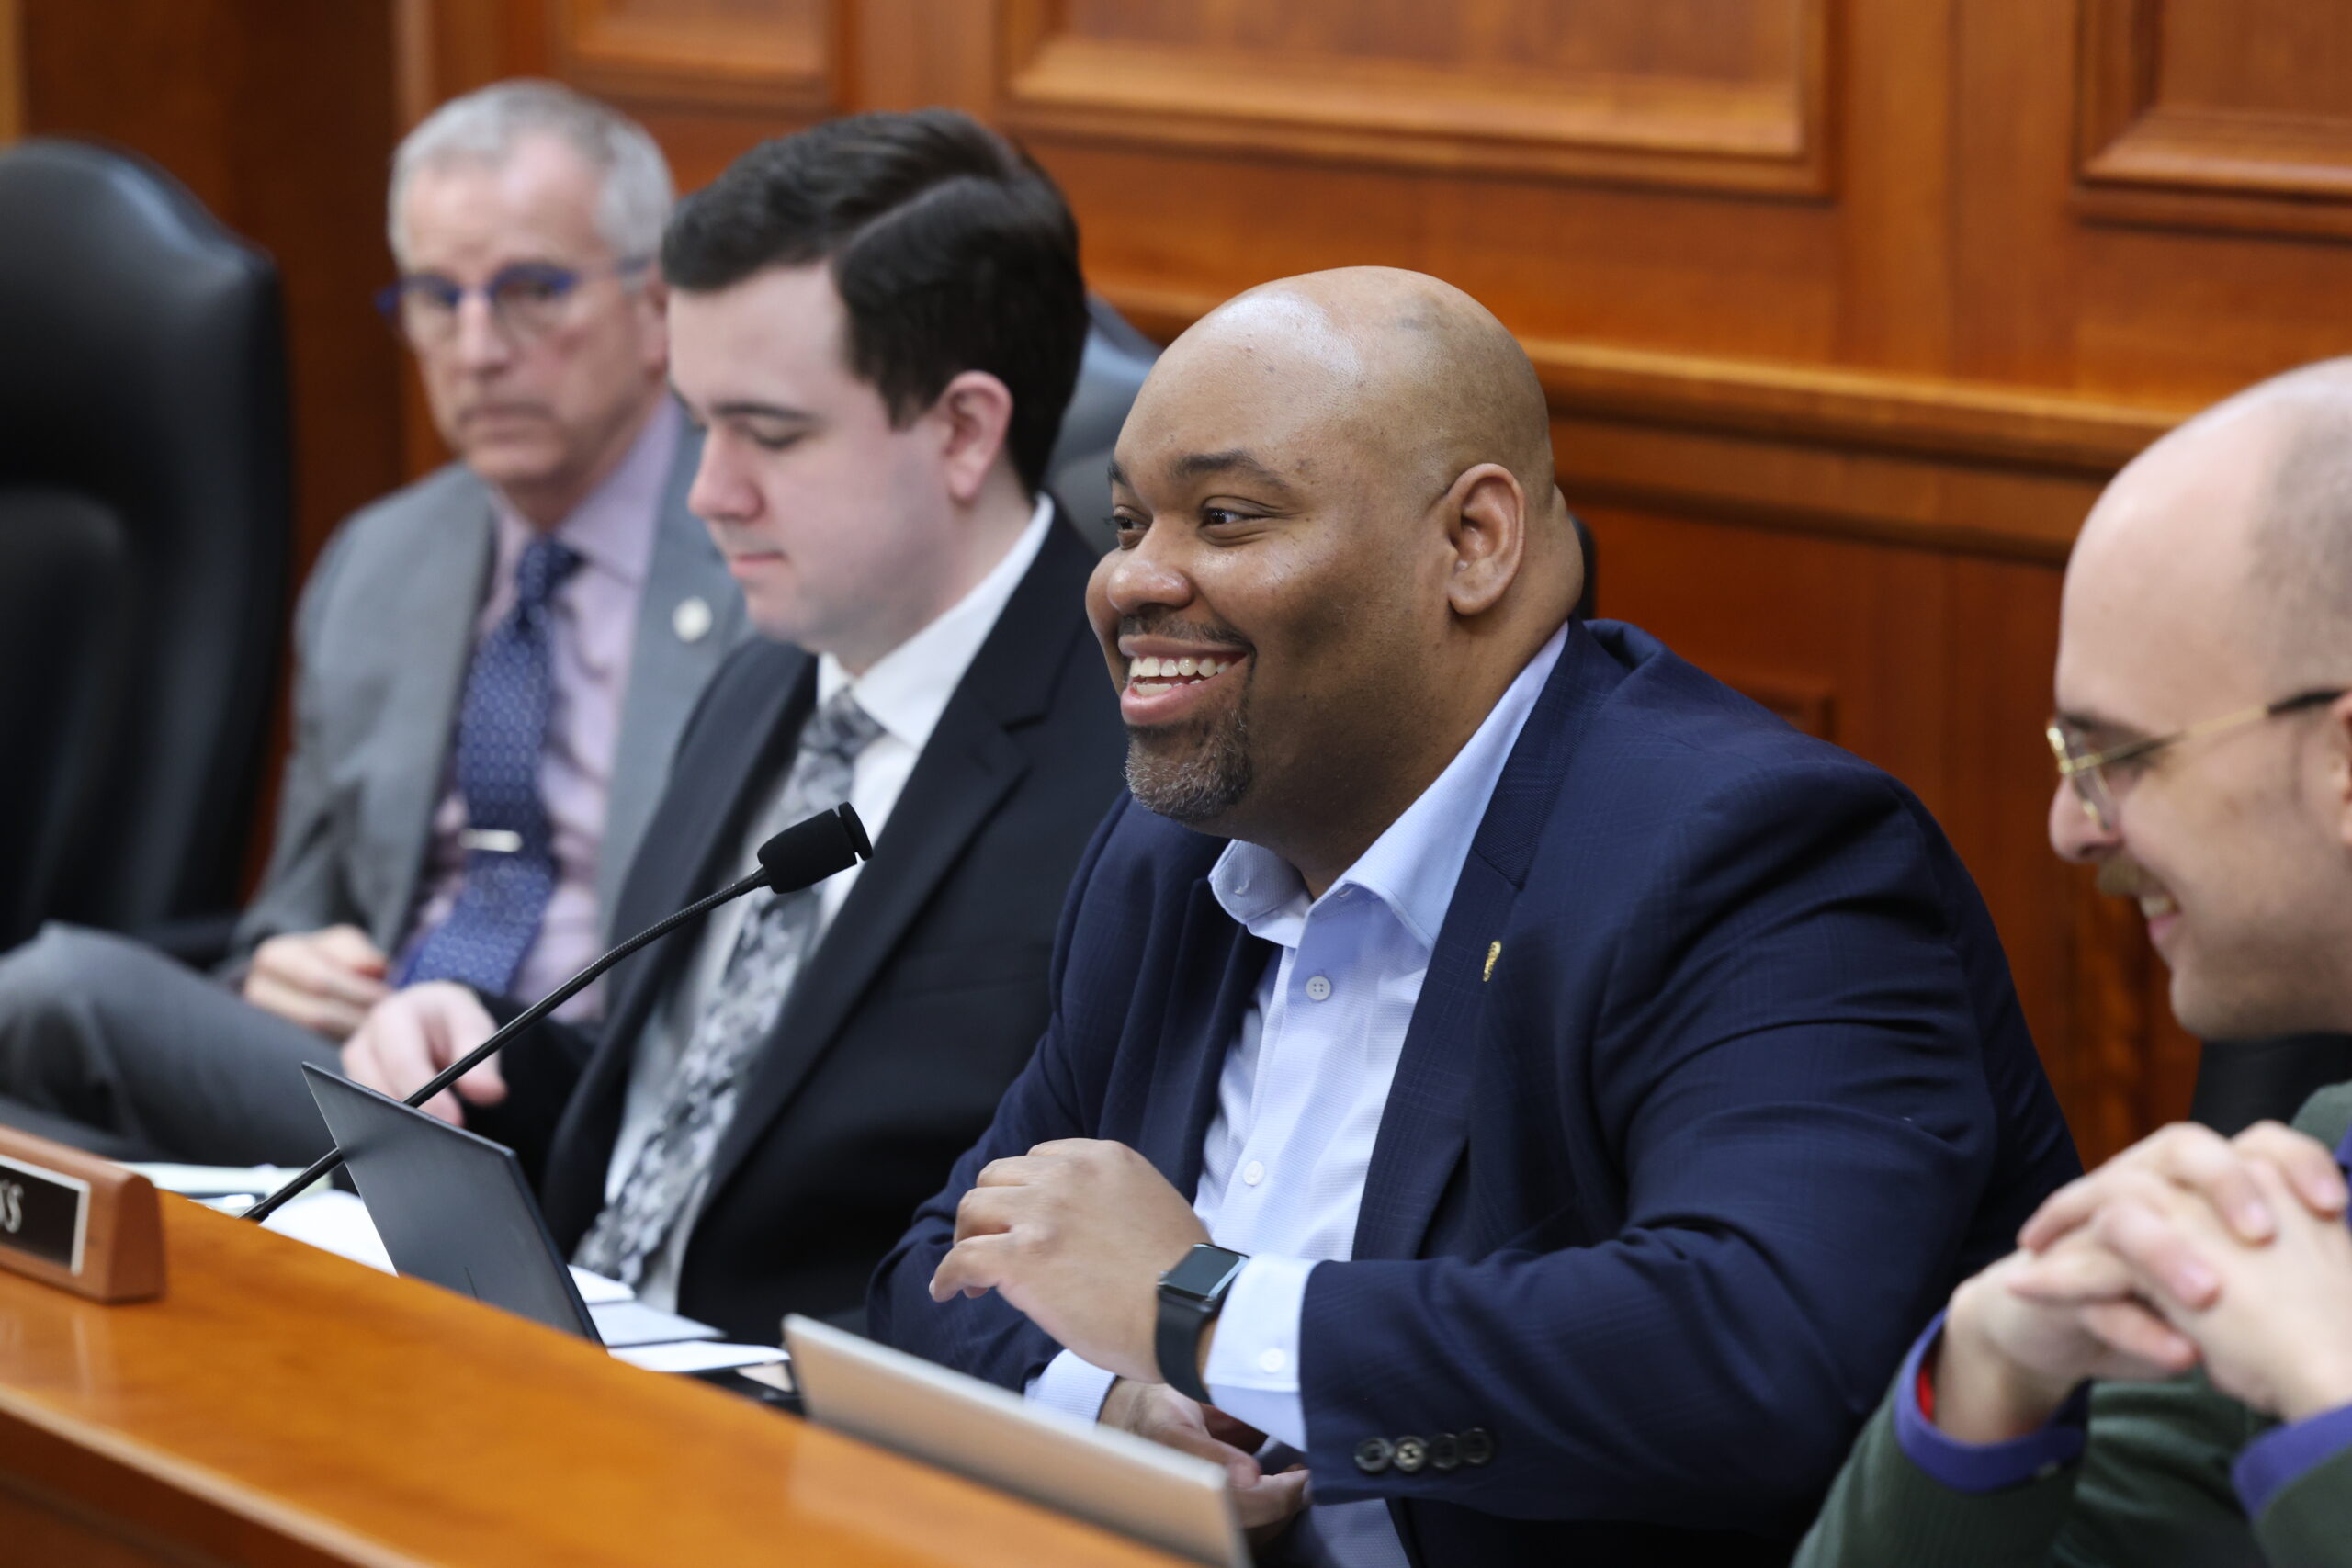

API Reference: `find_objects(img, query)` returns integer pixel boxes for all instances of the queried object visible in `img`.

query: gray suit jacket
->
[231,421,742,963]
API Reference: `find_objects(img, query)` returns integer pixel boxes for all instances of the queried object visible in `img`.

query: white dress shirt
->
[1028,625,1566,1568]
[605,498,1053,1310]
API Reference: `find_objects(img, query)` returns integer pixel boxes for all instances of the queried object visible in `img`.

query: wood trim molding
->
[998,0,1837,198]
[1097,277,2184,564]
[2074,0,2352,240]
[549,0,836,115]
[1101,279,2186,474]
[0,0,21,144]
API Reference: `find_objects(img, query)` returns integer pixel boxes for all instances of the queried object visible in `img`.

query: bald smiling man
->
[869,269,2080,1565]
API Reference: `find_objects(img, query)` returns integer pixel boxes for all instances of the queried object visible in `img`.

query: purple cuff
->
[2233,1402,2352,1519]
[1892,1310,2091,1494]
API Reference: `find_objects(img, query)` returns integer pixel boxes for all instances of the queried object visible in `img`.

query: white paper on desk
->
[256,1189,396,1274]
[610,1340,788,1374]
[569,1266,632,1303]
[125,1161,310,1200]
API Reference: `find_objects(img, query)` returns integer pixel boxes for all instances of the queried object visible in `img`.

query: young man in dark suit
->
[341,110,1127,1344]
[870,267,2080,1565]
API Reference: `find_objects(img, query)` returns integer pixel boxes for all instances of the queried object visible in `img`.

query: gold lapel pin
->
[1483,941,1501,983]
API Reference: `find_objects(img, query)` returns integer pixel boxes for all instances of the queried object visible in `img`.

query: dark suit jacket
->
[470,517,1128,1344]
[870,618,2082,1568]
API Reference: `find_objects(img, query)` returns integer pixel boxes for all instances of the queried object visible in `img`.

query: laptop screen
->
[300,1065,600,1341]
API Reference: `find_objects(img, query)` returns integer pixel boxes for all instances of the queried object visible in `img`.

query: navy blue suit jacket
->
[869,619,2080,1566]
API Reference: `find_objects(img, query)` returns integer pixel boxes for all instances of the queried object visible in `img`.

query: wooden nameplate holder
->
[0,1126,164,1303]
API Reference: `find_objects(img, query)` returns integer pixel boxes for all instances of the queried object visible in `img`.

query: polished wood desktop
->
[0,1194,1183,1567]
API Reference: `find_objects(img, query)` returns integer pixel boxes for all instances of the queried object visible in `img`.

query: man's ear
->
[635,269,670,372]
[2327,694,2352,853]
[932,369,1016,505]
[1442,462,1527,618]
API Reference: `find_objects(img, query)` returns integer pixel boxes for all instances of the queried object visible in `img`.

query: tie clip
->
[459,829,525,854]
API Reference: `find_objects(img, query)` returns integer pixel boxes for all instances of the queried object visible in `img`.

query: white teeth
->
[2140,892,2177,919]
[1127,653,1238,689]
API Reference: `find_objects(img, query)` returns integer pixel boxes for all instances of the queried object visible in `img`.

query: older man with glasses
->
[0,79,742,1164]
[1799,359,2352,1565]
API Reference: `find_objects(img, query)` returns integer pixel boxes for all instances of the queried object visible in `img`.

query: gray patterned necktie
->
[574,689,883,1286]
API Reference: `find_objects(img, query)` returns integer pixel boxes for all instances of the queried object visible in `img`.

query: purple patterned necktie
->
[397,534,580,996]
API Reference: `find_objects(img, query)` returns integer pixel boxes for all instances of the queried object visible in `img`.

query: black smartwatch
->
[1157,1244,1250,1404]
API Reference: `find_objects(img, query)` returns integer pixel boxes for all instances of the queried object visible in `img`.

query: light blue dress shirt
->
[1029,626,1566,1567]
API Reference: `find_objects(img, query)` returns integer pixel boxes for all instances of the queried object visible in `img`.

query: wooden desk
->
[0,1196,1185,1567]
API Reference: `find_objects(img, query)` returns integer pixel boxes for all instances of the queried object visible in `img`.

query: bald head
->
[2075,358,2352,693]
[1153,266,1561,522]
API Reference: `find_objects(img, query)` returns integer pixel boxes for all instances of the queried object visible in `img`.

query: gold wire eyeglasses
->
[2046,688,2347,834]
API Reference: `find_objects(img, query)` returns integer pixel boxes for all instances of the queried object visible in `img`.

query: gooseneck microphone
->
[243,802,873,1224]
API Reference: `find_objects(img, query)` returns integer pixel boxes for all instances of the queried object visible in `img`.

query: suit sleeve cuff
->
[2234,1402,2352,1520]
[1025,1348,1119,1423]
[1200,1254,1314,1450]
[1893,1310,2091,1494]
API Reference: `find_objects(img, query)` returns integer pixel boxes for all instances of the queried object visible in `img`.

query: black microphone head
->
[755,803,872,893]
[834,801,873,861]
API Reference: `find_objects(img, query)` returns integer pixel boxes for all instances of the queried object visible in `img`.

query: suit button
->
[1428,1432,1462,1472]
[1460,1427,1495,1466]
[1392,1436,1428,1474]
[1353,1437,1394,1474]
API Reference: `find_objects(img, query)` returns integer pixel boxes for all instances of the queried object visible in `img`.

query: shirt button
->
[1257,1348,1287,1374]
[1242,1160,1265,1187]
[1305,975,1332,1001]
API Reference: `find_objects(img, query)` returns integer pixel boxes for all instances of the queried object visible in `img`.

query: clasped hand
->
[1940,1119,2352,1436]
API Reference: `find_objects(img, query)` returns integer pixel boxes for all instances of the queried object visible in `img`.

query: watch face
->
[1162,1245,1248,1302]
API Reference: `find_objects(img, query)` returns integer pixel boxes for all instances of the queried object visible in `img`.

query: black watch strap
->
[1156,1244,1247,1404]
[1157,1292,1216,1405]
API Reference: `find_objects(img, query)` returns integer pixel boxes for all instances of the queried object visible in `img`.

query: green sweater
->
[1795,1085,2352,1568]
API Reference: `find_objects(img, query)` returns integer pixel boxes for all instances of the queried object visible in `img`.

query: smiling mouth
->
[2095,860,2178,923]
[1125,654,1239,695]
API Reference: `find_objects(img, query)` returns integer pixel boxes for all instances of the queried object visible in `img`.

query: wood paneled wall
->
[0,0,20,143]
[28,0,2352,1161]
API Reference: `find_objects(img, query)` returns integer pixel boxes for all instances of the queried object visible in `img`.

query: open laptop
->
[300,1065,719,1350]
[785,1314,1247,1568]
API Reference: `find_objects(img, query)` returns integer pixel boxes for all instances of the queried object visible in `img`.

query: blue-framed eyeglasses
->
[372,257,650,346]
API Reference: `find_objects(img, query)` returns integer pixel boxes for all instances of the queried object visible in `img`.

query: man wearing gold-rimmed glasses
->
[1802,361,2352,1564]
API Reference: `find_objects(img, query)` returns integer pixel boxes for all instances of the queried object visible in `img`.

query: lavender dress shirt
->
[401,402,681,1018]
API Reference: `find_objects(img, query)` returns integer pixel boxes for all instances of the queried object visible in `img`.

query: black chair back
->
[0,141,290,947]
[2193,1034,2352,1136]
[1046,298,1159,551]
